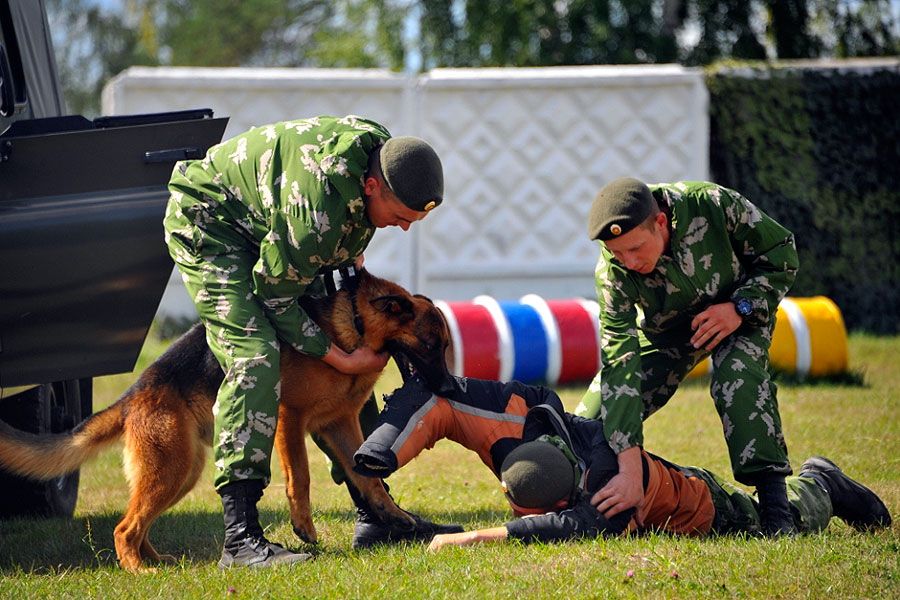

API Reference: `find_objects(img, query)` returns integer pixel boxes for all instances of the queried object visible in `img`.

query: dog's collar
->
[317,265,365,338]
[334,266,365,339]
[319,265,359,296]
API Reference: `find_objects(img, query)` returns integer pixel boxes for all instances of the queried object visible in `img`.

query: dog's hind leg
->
[139,441,208,566]
[115,419,197,571]
[316,416,415,530]
[274,406,317,544]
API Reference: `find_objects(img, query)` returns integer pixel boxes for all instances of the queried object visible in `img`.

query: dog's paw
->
[293,522,319,545]
[377,506,417,530]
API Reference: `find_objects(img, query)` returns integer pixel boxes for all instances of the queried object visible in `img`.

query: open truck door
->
[0,0,228,517]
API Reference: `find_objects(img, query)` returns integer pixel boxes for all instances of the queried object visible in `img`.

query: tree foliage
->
[46,0,898,115]
[160,0,331,67]
[46,0,158,116]
[404,0,897,69]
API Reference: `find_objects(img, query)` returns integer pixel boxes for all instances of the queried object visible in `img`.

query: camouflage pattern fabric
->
[164,116,390,489]
[681,465,832,534]
[577,181,799,485]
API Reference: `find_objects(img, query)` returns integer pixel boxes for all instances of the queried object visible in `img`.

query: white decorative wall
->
[102,65,709,317]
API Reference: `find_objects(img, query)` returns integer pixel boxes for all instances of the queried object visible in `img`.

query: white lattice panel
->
[103,65,708,317]
[416,66,708,300]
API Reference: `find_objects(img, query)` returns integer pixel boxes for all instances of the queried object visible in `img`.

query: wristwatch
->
[732,297,753,318]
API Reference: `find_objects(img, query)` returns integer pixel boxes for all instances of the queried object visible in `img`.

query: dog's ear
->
[413,293,435,305]
[370,295,415,322]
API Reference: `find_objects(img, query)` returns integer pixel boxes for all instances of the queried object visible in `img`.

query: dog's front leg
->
[274,406,317,544]
[317,417,416,530]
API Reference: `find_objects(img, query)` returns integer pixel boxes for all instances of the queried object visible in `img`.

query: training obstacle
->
[436,296,848,385]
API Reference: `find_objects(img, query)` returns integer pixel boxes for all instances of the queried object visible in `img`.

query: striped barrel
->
[436,296,603,385]
[438,296,848,385]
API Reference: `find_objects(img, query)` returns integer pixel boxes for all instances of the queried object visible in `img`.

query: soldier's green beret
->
[500,440,576,509]
[587,177,655,241]
[379,136,444,212]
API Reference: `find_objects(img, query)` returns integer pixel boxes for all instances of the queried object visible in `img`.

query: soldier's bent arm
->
[578,251,645,454]
[719,186,800,327]
[253,120,391,357]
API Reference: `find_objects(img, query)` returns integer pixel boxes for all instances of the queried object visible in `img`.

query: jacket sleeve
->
[577,249,645,454]
[717,186,799,327]
[251,120,390,356]
[504,492,632,543]
[252,210,333,357]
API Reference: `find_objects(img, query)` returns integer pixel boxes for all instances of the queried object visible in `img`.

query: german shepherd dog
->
[0,269,455,571]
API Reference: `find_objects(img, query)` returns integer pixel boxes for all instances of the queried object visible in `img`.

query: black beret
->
[587,177,655,241]
[500,441,575,509]
[379,136,444,212]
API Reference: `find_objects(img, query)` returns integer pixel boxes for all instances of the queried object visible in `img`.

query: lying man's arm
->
[428,527,509,550]
[428,492,633,550]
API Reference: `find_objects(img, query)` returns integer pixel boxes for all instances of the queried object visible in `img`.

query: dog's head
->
[359,280,456,396]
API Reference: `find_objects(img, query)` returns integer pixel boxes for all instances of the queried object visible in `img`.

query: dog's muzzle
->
[391,347,457,397]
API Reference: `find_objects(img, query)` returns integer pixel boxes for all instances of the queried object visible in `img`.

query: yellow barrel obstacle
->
[689,296,848,379]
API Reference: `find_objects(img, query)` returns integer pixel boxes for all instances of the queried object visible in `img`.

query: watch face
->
[735,298,753,317]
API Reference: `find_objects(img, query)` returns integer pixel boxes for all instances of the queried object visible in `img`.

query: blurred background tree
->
[47,0,898,116]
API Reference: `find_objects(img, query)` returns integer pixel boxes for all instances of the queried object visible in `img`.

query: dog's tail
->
[0,395,126,480]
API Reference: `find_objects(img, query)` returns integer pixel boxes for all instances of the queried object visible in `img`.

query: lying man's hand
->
[428,528,508,551]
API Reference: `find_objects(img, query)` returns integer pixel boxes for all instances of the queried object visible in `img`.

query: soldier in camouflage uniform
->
[577,177,800,536]
[164,115,454,568]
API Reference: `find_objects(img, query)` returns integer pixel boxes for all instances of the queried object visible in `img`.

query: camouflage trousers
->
[580,323,791,486]
[165,203,289,489]
[679,465,832,535]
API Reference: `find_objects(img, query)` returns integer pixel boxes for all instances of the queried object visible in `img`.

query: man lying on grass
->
[352,376,891,549]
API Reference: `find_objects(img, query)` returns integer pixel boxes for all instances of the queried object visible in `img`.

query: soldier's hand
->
[592,447,644,517]
[591,471,644,517]
[323,344,389,375]
[690,302,742,351]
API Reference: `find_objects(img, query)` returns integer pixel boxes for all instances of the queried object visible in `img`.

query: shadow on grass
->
[1,509,224,573]
[312,506,506,522]
[0,506,508,573]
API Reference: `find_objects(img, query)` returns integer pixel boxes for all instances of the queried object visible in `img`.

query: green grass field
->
[1,333,897,599]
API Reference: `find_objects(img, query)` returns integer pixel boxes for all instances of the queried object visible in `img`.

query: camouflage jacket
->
[588,181,799,452]
[167,115,391,356]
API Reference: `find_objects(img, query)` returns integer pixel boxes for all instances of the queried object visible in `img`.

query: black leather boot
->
[756,475,797,537]
[347,481,464,549]
[218,480,312,568]
[799,456,892,530]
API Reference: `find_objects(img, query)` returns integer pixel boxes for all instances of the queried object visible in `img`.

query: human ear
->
[363,176,380,197]
[655,211,667,230]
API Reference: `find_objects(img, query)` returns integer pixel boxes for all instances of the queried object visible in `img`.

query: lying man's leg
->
[797,456,891,531]
[668,456,891,536]
[355,377,564,478]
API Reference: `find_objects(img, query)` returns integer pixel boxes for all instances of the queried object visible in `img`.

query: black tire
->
[0,379,92,519]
